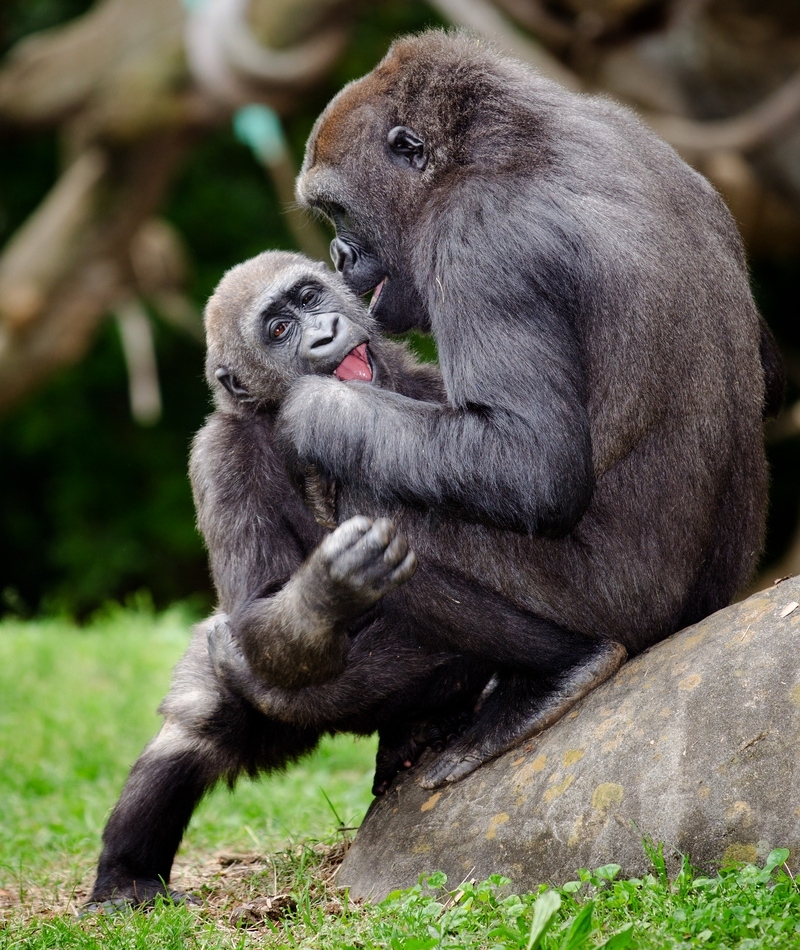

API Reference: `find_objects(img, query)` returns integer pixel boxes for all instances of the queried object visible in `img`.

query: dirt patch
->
[1,838,351,926]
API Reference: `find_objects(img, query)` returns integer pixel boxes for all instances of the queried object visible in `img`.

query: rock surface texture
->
[338,577,800,899]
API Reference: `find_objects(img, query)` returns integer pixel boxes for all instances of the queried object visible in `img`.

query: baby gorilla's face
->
[204,251,380,409]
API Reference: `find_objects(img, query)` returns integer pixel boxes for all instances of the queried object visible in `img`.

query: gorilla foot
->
[420,744,489,788]
[420,642,627,789]
[373,710,472,795]
[83,886,200,914]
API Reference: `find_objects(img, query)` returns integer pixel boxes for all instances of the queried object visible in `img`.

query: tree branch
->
[647,70,800,154]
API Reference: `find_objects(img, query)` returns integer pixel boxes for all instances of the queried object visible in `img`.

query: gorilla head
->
[296,31,578,336]
[204,251,377,410]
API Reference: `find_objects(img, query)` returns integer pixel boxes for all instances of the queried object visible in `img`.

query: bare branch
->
[0,132,189,415]
[0,150,106,333]
[129,218,204,341]
[185,0,351,108]
[114,299,162,426]
[0,0,187,133]
[491,0,573,49]
[648,70,800,154]
[233,106,331,260]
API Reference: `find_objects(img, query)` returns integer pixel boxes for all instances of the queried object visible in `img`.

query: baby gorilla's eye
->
[299,286,319,308]
[269,320,290,340]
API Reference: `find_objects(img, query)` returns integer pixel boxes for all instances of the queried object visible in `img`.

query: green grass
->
[0,605,376,887]
[1,607,798,948]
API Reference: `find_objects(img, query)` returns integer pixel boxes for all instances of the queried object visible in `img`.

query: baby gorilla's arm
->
[226,516,416,689]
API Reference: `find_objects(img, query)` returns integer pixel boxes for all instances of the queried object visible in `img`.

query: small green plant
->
[331,870,633,950]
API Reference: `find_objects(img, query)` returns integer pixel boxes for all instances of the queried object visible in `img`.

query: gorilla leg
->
[207,614,492,793]
[421,641,627,788]
[206,614,475,726]
[88,622,321,908]
[386,571,628,787]
[89,728,229,907]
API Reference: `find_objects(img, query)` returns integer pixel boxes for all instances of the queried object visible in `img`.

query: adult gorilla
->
[278,29,783,784]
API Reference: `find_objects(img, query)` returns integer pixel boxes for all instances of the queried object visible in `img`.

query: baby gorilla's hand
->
[316,515,417,610]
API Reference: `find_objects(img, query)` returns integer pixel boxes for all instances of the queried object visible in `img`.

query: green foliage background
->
[0,0,797,617]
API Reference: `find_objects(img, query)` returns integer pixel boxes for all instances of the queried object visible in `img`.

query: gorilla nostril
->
[330,237,357,274]
[310,333,334,349]
[309,314,339,349]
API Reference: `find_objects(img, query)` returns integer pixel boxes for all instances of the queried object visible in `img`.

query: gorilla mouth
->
[368,279,386,311]
[334,343,373,382]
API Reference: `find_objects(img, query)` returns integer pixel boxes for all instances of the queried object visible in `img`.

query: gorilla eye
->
[269,320,290,340]
[299,286,319,308]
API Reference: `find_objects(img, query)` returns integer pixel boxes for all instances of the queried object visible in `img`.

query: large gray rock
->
[338,577,800,899]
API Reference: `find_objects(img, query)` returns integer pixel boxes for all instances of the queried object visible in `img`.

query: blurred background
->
[0,0,798,620]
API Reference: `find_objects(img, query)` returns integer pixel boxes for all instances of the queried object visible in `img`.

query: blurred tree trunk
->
[0,0,352,415]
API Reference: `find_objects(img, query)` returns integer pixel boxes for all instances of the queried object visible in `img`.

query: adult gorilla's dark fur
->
[88,252,488,908]
[282,30,784,785]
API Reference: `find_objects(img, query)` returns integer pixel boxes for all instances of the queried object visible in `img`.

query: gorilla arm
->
[280,176,595,535]
[191,413,416,690]
[223,516,417,689]
[277,287,594,536]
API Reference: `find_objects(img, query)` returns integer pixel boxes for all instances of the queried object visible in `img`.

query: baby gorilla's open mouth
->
[334,343,373,382]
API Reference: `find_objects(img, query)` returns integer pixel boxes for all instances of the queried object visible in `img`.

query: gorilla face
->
[328,218,429,335]
[204,251,377,408]
[298,99,434,334]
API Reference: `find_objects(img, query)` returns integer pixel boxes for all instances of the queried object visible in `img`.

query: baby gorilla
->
[87,251,487,908]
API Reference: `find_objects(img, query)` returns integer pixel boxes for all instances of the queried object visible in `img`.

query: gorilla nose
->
[306,313,342,355]
[330,237,356,276]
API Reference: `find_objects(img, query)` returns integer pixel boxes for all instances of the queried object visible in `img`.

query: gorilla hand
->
[229,516,417,690]
[277,376,378,479]
[313,515,418,611]
[277,376,445,515]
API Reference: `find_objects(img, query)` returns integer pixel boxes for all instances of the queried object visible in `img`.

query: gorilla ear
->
[387,126,427,171]
[215,367,255,403]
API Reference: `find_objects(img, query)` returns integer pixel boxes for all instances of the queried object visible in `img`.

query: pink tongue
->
[334,343,372,382]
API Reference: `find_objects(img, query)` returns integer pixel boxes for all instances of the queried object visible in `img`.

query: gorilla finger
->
[362,517,397,552]
[330,520,399,577]
[334,515,375,539]
[355,540,414,588]
[388,550,417,587]
[321,516,374,558]
[382,530,410,567]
